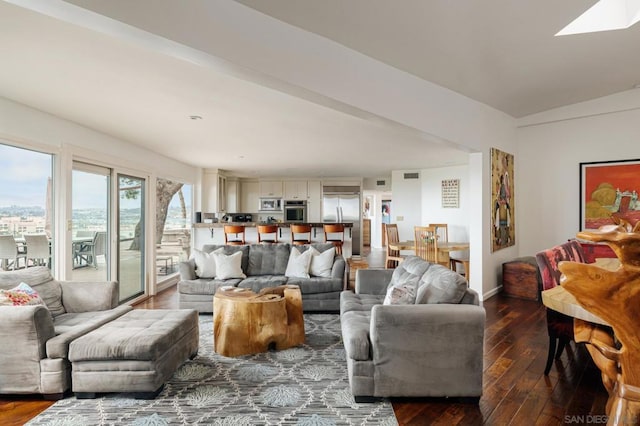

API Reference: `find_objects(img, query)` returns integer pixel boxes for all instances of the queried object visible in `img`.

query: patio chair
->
[74,231,106,268]
[0,235,27,270]
[24,234,50,267]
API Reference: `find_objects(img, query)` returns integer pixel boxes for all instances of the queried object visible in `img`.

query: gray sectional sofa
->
[340,256,486,402]
[0,267,199,400]
[0,267,132,399]
[178,243,346,313]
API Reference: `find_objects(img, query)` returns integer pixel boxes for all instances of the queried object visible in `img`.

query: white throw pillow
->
[192,248,223,278]
[309,246,335,278]
[285,246,313,278]
[213,251,246,280]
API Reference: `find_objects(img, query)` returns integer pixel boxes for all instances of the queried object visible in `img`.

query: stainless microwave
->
[259,198,282,211]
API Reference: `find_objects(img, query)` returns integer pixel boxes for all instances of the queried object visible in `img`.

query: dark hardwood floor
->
[0,287,607,425]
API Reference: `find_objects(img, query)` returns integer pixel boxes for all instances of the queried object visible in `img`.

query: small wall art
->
[441,179,460,208]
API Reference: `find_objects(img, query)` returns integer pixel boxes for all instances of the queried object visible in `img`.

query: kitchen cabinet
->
[217,175,227,213]
[284,181,308,200]
[226,178,238,213]
[203,171,227,214]
[259,180,283,198]
[307,180,321,222]
[240,181,260,213]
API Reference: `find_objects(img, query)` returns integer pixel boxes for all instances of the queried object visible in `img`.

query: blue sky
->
[0,144,51,208]
[1,142,192,210]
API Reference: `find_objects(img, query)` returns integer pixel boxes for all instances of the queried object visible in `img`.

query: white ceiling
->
[2,0,639,178]
[236,0,640,117]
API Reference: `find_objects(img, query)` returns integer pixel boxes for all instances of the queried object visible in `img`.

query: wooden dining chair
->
[384,224,405,268]
[429,223,449,242]
[535,240,587,375]
[431,222,468,277]
[257,225,279,244]
[414,226,440,264]
[224,225,246,246]
[290,224,312,245]
[323,223,345,255]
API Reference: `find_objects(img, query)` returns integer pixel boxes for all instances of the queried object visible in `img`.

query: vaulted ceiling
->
[1,0,638,177]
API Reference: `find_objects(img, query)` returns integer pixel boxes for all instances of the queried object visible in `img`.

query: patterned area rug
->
[27,314,397,425]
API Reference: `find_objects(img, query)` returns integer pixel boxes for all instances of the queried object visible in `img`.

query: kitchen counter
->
[193,222,354,228]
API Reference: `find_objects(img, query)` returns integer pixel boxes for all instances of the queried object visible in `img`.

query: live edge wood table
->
[213,285,305,357]
[543,226,640,426]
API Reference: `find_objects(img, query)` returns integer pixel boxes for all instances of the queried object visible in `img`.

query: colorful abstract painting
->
[491,148,515,252]
[580,159,640,230]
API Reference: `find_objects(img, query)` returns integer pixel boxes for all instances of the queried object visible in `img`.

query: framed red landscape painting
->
[580,159,640,230]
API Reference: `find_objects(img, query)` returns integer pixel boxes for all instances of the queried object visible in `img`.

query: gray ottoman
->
[69,309,199,399]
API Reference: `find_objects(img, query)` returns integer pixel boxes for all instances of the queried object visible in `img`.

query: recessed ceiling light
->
[556,0,640,36]
[189,115,202,120]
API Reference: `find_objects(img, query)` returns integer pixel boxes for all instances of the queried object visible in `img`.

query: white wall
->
[0,97,198,182]
[391,170,423,241]
[420,165,469,242]
[517,90,640,255]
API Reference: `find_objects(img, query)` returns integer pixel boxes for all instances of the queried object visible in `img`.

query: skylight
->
[556,0,640,35]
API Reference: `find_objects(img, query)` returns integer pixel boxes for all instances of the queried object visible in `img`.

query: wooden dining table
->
[388,240,470,253]
[388,241,470,275]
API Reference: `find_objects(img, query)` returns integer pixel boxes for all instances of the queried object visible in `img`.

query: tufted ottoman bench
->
[68,309,199,399]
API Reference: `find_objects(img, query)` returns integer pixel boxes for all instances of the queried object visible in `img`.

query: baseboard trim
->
[482,285,502,301]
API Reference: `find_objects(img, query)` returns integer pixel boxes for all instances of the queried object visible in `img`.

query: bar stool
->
[257,225,279,243]
[323,223,345,255]
[290,224,312,246]
[224,225,246,245]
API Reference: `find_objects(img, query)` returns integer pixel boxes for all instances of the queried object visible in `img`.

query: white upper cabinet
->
[259,180,283,198]
[284,181,308,200]
[225,178,238,213]
[203,171,227,214]
[240,181,260,213]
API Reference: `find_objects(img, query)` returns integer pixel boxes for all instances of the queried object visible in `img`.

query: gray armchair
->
[340,257,486,402]
[0,267,131,399]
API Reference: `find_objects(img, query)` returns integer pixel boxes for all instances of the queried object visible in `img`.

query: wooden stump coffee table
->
[213,285,305,357]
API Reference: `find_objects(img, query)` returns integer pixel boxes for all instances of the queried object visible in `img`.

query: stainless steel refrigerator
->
[322,186,361,256]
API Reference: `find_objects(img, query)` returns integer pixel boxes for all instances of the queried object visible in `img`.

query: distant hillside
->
[0,205,45,217]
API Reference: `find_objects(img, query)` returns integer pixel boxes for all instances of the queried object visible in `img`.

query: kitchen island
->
[193,222,356,257]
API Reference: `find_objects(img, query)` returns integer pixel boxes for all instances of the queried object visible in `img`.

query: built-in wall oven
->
[284,200,307,223]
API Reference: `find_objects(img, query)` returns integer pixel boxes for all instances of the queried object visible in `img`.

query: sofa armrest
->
[179,259,197,281]
[369,303,485,396]
[331,255,346,279]
[0,305,55,362]
[355,269,393,295]
[59,281,119,312]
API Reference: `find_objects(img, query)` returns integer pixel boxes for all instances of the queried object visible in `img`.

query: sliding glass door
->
[117,174,145,302]
[71,162,110,281]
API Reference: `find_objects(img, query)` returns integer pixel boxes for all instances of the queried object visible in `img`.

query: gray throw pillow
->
[416,264,468,304]
[383,256,431,305]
